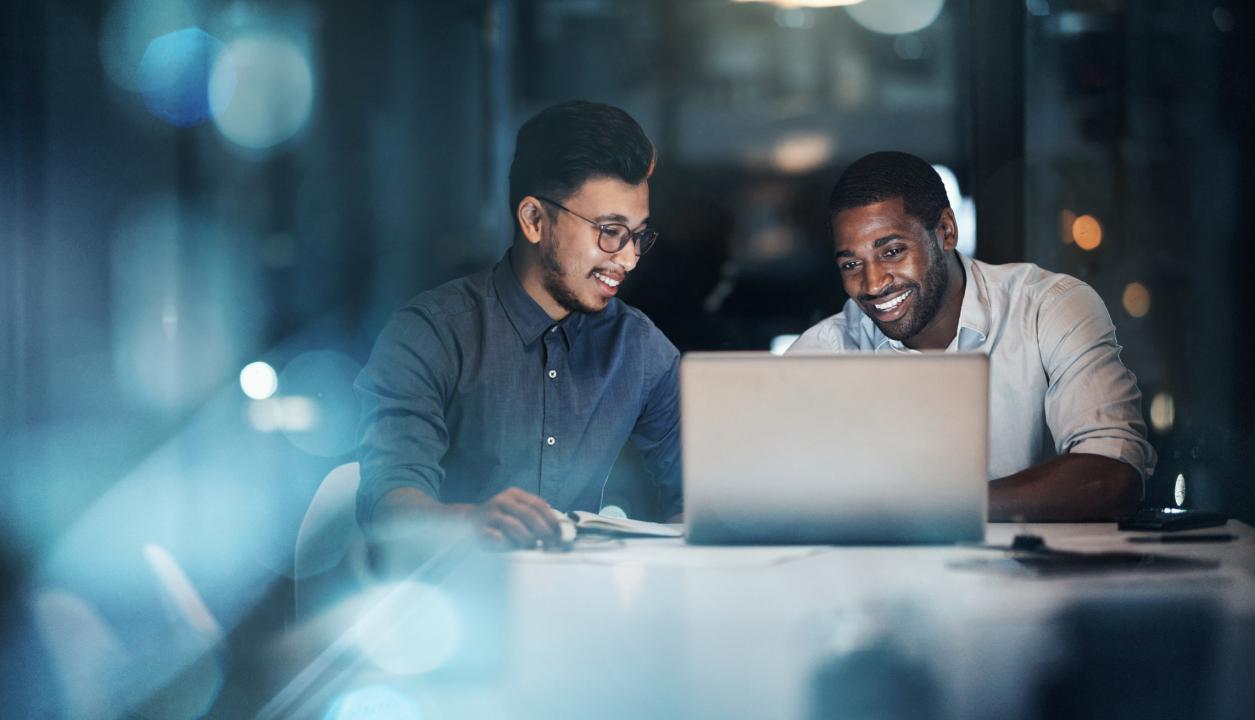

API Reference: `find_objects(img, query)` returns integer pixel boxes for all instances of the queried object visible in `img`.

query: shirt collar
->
[492,250,587,349]
[861,251,990,353]
[953,252,989,350]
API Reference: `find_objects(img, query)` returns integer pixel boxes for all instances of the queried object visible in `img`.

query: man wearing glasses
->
[355,101,679,549]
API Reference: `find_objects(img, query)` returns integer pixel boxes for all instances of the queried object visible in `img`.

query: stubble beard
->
[539,227,603,316]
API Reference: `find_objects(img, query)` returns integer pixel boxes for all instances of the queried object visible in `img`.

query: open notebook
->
[556,510,683,539]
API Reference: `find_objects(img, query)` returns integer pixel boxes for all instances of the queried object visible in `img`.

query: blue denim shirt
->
[355,251,682,525]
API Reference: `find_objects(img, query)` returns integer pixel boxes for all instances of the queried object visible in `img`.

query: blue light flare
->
[349,581,464,676]
[137,27,235,127]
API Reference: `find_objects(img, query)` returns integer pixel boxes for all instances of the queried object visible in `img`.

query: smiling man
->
[356,101,681,549]
[789,151,1155,521]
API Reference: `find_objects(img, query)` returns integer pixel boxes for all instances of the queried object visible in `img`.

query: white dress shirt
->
[788,252,1156,484]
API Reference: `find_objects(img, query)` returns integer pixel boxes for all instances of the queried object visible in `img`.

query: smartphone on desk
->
[1118,508,1228,532]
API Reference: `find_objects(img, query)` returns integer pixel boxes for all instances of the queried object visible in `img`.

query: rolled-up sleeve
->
[354,307,453,526]
[631,336,683,518]
[1038,281,1157,485]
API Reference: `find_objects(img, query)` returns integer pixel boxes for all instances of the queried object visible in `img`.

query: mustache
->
[858,283,916,304]
[587,266,628,279]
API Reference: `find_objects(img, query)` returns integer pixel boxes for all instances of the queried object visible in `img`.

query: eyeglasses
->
[535,196,658,255]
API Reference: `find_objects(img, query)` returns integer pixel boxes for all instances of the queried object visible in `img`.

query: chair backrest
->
[294,462,370,618]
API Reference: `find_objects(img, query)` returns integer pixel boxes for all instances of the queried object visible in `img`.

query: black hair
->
[508,100,655,224]
[828,151,950,229]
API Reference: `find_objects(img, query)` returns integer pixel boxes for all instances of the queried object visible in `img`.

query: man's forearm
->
[370,486,474,536]
[988,453,1140,522]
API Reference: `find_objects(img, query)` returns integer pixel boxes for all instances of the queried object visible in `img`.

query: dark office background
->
[1,0,1252,715]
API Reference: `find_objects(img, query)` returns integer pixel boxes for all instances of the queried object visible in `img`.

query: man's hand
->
[471,487,562,550]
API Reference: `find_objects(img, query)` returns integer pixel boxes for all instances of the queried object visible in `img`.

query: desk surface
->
[499,522,1255,720]
[322,522,1255,720]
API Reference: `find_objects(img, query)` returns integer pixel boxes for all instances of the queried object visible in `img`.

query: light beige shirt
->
[787,252,1156,484]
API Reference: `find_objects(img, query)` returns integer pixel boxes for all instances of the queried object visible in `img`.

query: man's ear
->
[935,207,959,252]
[517,196,546,246]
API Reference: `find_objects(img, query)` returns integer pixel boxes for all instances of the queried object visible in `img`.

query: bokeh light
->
[325,686,420,720]
[846,0,944,35]
[1072,214,1103,250]
[210,35,314,150]
[99,0,199,92]
[137,27,233,127]
[275,351,360,457]
[771,132,835,174]
[239,361,278,400]
[1150,392,1175,433]
[1122,282,1151,318]
[1174,473,1187,507]
[350,581,463,676]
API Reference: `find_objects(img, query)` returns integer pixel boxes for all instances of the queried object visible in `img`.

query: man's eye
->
[600,225,625,240]
[884,246,905,258]
[839,261,858,272]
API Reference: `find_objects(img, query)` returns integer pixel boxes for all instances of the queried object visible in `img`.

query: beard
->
[539,227,603,315]
[869,234,950,342]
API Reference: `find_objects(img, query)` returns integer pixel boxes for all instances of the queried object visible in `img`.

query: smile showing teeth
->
[873,289,911,312]
[593,272,621,288]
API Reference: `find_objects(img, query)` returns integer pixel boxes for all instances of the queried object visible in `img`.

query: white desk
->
[292,522,1255,720]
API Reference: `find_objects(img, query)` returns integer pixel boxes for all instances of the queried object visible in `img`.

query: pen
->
[1127,533,1237,544]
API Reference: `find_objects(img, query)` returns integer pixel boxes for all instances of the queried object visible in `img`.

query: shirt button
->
[547,369,557,379]
[549,326,558,333]
[546,436,556,446]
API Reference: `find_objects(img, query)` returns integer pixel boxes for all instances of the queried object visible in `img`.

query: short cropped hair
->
[508,100,655,222]
[828,151,950,229]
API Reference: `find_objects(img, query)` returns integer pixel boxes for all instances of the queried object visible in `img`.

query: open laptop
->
[681,352,988,545]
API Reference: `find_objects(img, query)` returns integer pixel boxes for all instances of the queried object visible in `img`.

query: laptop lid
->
[681,352,988,545]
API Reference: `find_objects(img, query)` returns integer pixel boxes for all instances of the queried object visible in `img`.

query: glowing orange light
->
[1072,214,1102,250]
[1122,282,1151,318]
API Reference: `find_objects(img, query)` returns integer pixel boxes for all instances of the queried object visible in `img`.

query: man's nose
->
[611,241,639,272]
[863,262,893,296]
